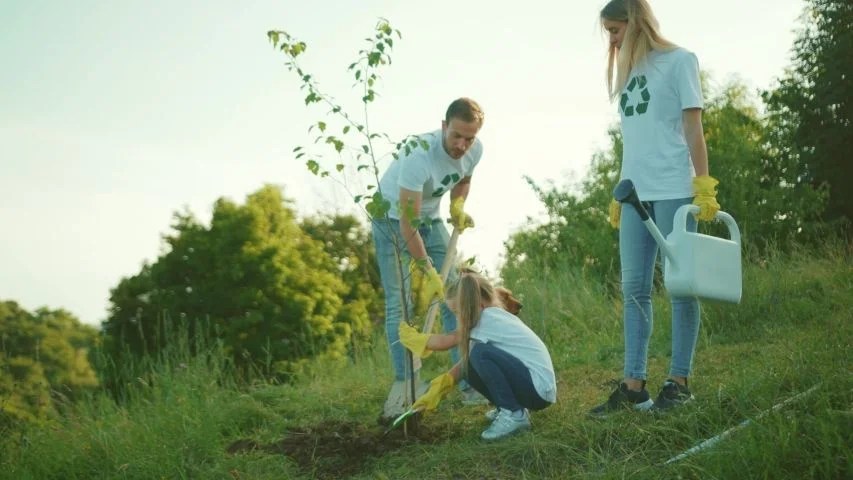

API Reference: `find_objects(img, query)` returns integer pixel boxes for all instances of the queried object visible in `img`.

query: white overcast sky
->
[0,0,804,325]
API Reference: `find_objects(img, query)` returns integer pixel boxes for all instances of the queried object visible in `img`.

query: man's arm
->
[449,175,472,203]
[399,187,429,260]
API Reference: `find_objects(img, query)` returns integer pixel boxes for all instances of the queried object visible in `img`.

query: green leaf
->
[268,31,280,47]
[293,146,302,152]
[343,126,350,134]
[362,145,370,154]
[318,121,327,132]
[336,164,344,172]
[306,160,320,175]
[365,192,391,219]
[289,42,306,56]
[325,137,344,153]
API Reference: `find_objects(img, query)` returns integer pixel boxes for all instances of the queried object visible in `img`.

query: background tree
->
[501,128,621,289]
[103,185,370,382]
[762,0,852,230]
[300,214,383,349]
[0,301,98,427]
[702,80,827,247]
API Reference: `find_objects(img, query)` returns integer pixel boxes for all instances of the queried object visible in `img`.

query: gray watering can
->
[614,179,742,303]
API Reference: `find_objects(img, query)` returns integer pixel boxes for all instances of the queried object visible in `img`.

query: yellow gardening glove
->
[449,196,475,233]
[608,199,621,229]
[692,175,721,221]
[410,259,445,314]
[412,372,455,412]
[399,322,432,358]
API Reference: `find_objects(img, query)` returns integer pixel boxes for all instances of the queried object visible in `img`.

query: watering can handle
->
[673,205,742,245]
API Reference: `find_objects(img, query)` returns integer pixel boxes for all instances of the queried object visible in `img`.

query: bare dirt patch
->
[227,419,450,479]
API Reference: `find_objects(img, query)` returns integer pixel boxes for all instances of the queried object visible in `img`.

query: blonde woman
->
[404,271,556,440]
[591,0,721,417]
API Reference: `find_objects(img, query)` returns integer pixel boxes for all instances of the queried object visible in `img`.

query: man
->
[372,97,485,422]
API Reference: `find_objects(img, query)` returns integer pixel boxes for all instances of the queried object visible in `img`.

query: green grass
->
[2,242,851,479]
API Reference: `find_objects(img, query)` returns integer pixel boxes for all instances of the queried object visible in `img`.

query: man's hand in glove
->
[449,196,475,233]
[692,175,721,221]
[410,258,445,313]
[399,322,432,358]
[412,372,455,412]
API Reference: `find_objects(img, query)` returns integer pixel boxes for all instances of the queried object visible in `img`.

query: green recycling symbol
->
[620,74,650,117]
[431,173,460,197]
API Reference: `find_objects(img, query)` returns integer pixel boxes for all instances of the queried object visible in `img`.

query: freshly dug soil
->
[226,419,449,479]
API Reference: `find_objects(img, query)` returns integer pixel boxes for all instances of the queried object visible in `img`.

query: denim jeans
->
[618,197,701,380]
[372,218,460,382]
[466,342,551,412]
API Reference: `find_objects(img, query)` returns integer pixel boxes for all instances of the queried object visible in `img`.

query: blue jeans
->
[466,342,551,412]
[372,218,460,381]
[618,197,701,380]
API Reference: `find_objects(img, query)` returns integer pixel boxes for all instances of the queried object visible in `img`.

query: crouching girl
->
[400,270,556,440]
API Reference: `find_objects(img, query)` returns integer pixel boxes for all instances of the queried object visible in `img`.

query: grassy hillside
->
[2,242,850,479]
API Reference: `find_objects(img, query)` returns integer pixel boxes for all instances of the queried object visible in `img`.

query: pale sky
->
[0,0,804,326]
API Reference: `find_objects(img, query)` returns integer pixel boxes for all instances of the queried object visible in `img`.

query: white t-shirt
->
[618,47,704,201]
[378,129,483,220]
[470,307,557,403]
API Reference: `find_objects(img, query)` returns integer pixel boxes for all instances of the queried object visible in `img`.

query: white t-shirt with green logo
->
[618,47,703,201]
[379,129,483,220]
[470,307,557,403]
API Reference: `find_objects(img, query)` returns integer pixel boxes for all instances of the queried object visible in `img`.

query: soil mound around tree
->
[227,419,449,478]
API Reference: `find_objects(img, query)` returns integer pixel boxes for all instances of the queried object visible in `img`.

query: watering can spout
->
[612,179,677,263]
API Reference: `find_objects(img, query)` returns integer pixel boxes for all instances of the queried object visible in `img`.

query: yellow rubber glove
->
[449,196,475,233]
[412,372,455,412]
[692,175,721,221]
[410,259,445,313]
[608,199,621,229]
[399,322,432,358]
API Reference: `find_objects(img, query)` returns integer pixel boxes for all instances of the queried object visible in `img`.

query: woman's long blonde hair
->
[446,270,502,374]
[601,0,676,100]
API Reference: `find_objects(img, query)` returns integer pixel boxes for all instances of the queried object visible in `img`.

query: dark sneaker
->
[652,379,694,412]
[589,382,654,418]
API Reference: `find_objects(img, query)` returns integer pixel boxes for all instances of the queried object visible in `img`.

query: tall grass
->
[2,241,850,479]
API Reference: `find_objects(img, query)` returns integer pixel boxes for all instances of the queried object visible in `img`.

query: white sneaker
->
[481,409,531,441]
[485,407,526,422]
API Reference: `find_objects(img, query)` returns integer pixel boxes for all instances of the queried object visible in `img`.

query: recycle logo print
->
[432,173,460,197]
[620,74,650,117]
